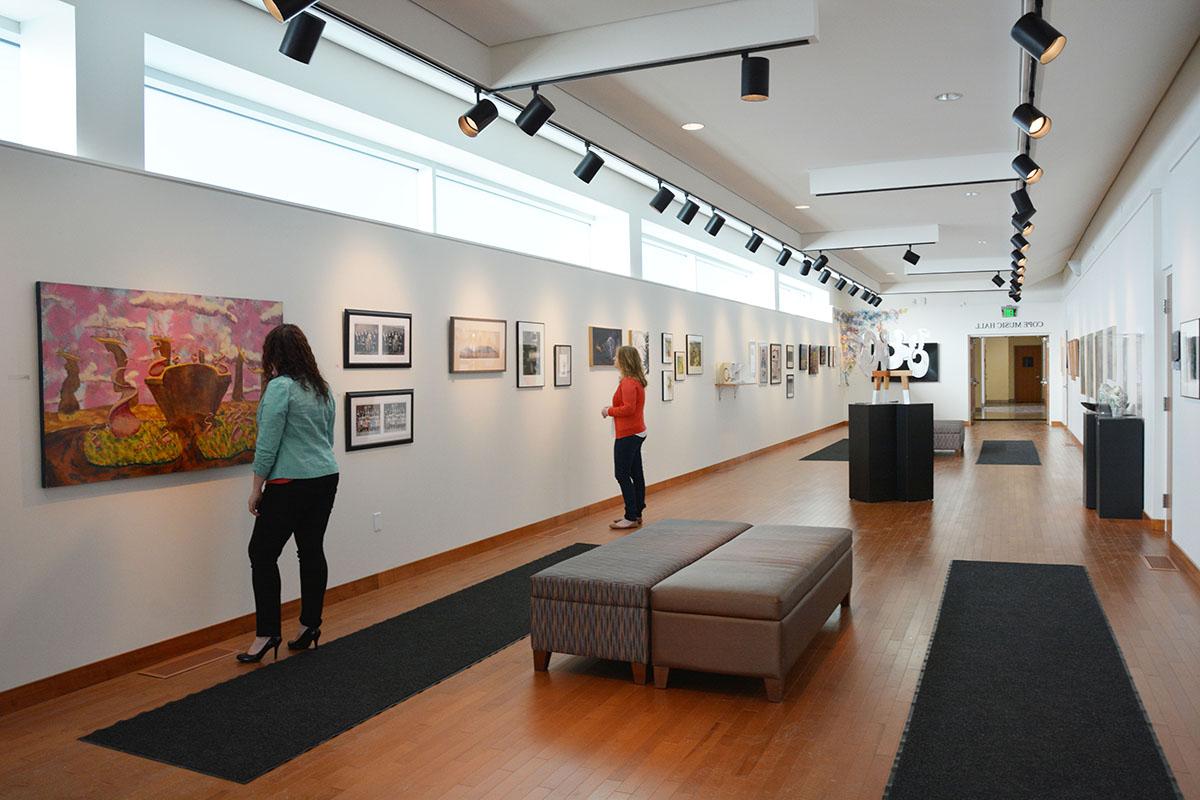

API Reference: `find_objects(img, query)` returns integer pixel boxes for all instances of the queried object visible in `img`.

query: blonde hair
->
[616,345,648,387]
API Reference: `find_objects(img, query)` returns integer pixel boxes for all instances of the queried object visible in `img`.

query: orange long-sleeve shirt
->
[608,376,646,438]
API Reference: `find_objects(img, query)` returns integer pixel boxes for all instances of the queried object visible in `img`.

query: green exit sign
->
[1002,306,1019,318]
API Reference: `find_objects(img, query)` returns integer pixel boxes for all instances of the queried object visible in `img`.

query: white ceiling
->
[402,0,1199,291]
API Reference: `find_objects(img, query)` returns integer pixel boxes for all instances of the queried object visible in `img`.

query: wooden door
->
[1014,345,1043,402]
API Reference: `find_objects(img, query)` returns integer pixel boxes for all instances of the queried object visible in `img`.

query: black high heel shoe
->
[236,636,281,663]
[288,627,321,651]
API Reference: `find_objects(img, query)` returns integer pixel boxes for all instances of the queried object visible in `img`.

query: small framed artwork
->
[661,332,674,364]
[770,343,782,384]
[661,369,675,401]
[449,316,506,373]
[686,334,703,375]
[809,351,820,375]
[553,344,572,387]
[674,351,687,381]
[818,345,826,366]
[589,325,622,367]
[786,374,795,398]
[747,341,758,383]
[344,309,411,368]
[786,344,795,370]
[629,329,650,370]
[800,344,809,371]
[516,320,545,388]
[345,390,413,451]
[758,343,769,386]
[1182,319,1200,399]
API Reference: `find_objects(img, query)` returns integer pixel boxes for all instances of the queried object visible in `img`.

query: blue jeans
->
[613,435,646,522]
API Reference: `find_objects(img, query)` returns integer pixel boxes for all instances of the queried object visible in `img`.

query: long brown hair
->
[262,324,330,399]
[616,345,648,387]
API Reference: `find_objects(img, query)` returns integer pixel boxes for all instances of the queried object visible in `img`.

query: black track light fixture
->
[799,258,813,276]
[279,12,325,64]
[835,276,848,291]
[776,247,793,267]
[676,198,700,225]
[903,247,920,266]
[1011,250,1027,266]
[1012,102,1052,138]
[459,90,498,138]
[573,146,604,184]
[871,295,883,307]
[1012,187,1036,224]
[1012,214,1035,235]
[740,53,770,102]
[811,253,829,273]
[515,88,555,136]
[649,182,675,213]
[705,211,726,236]
[848,284,860,297]
[1011,233,1030,252]
[1012,153,1043,184]
[746,230,764,253]
[818,268,832,285]
[860,290,873,303]
[991,272,1006,288]
[1011,11,1066,65]
[264,0,319,23]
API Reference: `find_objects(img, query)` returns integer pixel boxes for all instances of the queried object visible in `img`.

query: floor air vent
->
[1144,555,1178,572]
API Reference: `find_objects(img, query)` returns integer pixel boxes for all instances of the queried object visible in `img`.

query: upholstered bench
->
[933,419,965,453]
[530,519,751,684]
[650,525,852,701]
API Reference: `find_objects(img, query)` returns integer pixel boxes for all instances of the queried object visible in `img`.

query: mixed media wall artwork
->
[36,282,283,488]
[661,369,675,402]
[674,351,687,381]
[769,343,782,384]
[758,344,769,386]
[686,334,703,375]
[516,321,545,388]
[590,326,622,367]
[800,344,809,371]
[450,317,506,373]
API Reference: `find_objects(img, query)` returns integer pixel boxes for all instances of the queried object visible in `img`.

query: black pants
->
[613,434,646,522]
[248,473,339,637]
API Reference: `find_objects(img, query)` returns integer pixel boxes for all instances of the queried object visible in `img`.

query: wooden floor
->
[2,421,1199,799]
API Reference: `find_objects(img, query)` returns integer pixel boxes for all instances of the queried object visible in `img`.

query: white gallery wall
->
[0,143,847,693]
[1063,40,1200,560]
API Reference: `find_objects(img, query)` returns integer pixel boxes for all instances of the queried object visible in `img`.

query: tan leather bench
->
[649,525,852,701]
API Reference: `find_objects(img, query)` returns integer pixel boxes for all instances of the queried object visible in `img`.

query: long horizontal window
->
[778,273,833,323]
[0,30,20,143]
[641,221,776,310]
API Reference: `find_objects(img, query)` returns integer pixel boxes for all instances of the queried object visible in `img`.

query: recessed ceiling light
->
[964,191,980,197]
[681,122,704,131]
[886,272,896,276]
[794,204,810,210]
[853,247,864,251]
[978,240,987,244]
[935,92,964,102]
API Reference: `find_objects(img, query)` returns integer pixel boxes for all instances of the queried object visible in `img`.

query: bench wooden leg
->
[532,649,550,672]
[653,666,670,689]
[841,591,851,608]
[764,678,784,703]
[631,661,648,685]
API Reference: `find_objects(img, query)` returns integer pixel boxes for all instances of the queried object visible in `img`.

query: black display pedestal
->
[1095,416,1144,519]
[849,403,933,502]
[1082,411,1098,509]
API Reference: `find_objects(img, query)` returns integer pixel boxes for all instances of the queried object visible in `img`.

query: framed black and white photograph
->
[661,369,675,401]
[758,343,769,386]
[449,316,506,373]
[786,374,795,398]
[629,329,650,370]
[674,351,686,381]
[554,344,572,387]
[345,390,413,451]
[770,343,782,384]
[343,309,411,368]
[686,334,703,375]
[1182,319,1200,399]
[589,325,622,367]
[516,320,545,388]
[661,332,674,364]
[786,344,795,370]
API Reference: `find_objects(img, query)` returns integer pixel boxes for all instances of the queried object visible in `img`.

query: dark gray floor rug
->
[976,439,1041,465]
[82,543,597,784]
[801,438,850,461]
[885,561,1181,800]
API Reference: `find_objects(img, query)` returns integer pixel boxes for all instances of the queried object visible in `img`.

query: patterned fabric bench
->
[530,519,750,683]
[933,419,965,453]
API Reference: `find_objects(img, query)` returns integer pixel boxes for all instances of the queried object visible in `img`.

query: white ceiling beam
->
[905,257,1010,275]
[489,0,817,91]
[800,224,939,252]
[809,152,1014,196]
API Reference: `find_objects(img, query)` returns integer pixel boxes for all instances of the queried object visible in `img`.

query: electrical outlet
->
[372,512,383,533]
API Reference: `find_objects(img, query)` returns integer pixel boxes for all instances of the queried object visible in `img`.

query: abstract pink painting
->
[36,282,283,487]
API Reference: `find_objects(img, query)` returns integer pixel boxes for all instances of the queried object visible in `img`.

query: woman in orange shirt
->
[602,345,648,530]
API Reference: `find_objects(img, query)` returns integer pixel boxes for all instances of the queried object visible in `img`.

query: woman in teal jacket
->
[239,324,339,664]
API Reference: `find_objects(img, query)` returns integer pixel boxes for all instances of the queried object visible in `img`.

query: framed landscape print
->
[661,332,674,364]
[674,351,686,381]
[800,344,809,371]
[449,316,506,373]
[343,309,411,368]
[786,374,795,398]
[35,281,282,488]
[345,389,413,451]
[1182,319,1200,399]
[589,325,622,367]
[758,343,769,386]
[516,320,545,388]
[629,329,650,370]
[786,344,795,370]
[661,369,675,401]
[686,334,703,375]
[554,344,572,387]
[770,343,782,384]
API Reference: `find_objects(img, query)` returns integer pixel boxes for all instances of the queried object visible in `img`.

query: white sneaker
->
[609,518,640,530]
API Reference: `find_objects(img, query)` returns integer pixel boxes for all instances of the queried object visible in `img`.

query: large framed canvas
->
[554,344,572,387]
[345,389,413,451]
[629,329,650,370]
[786,374,795,398]
[674,351,687,381]
[343,309,411,368]
[686,334,703,375]
[661,369,675,402]
[770,343,782,384]
[758,343,769,386]
[1182,319,1200,399]
[449,316,506,373]
[786,345,795,370]
[661,332,674,364]
[800,344,809,371]
[589,325,622,367]
[35,282,282,488]
[516,321,545,388]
